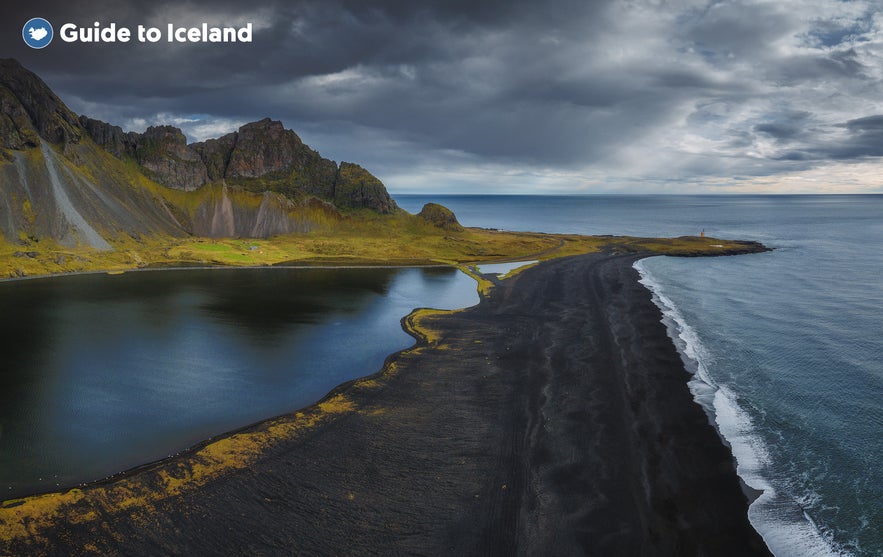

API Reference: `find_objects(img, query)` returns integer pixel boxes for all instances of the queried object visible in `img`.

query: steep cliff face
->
[134,126,208,191]
[190,118,341,203]
[0,62,186,248]
[0,58,399,247]
[0,86,40,152]
[191,133,236,181]
[223,119,298,178]
[78,116,132,158]
[335,162,397,213]
[0,59,81,151]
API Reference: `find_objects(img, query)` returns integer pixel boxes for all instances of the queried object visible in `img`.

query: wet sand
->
[1,253,771,555]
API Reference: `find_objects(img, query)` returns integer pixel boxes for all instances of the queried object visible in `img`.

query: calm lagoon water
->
[0,266,477,497]
[398,194,882,557]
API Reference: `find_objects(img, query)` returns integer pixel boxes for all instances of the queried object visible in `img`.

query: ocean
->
[396,194,883,557]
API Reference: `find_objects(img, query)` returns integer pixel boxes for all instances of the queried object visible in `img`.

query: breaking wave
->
[633,259,851,557]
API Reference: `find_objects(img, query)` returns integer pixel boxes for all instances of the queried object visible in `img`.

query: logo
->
[22,18,54,49]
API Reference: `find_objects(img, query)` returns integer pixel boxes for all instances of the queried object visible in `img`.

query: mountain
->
[0,58,397,250]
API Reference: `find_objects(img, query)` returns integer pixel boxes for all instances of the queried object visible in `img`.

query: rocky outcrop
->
[190,118,340,201]
[78,116,134,158]
[133,126,208,191]
[75,119,209,191]
[191,133,236,181]
[335,162,397,213]
[417,203,462,231]
[224,119,298,178]
[0,59,81,149]
[1,85,41,152]
[188,120,394,213]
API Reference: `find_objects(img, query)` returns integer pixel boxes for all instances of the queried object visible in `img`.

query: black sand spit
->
[1,253,771,556]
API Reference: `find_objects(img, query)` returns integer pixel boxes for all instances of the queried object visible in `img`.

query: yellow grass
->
[0,392,361,544]
[458,265,495,297]
[0,195,757,281]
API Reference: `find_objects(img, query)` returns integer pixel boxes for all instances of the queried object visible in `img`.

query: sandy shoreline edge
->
[1,252,771,556]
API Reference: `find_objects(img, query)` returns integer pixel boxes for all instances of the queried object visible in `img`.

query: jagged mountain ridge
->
[0,58,396,249]
[80,116,394,214]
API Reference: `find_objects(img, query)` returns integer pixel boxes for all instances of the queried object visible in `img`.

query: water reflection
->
[0,266,476,497]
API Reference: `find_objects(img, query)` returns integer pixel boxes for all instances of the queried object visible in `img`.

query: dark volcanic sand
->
[4,253,771,556]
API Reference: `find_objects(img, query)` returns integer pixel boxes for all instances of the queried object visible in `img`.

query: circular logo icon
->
[22,18,54,49]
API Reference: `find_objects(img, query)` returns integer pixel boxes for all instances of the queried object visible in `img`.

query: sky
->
[4,0,883,194]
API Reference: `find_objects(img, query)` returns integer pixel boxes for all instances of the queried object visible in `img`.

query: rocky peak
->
[335,162,397,214]
[224,118,304,178]
[191,132,236,181]
[0,58,82,150]
[417,203,462,230]
[78,116,131,157]
[139,126,190,156]
[133,125,207,191]
[238,117,286,135]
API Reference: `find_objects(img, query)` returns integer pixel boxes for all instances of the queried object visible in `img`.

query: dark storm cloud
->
[755,123,801,140]
[749,111,883,164]
[771,48,869,85]
[754,111,813,141]
[3,0,883,192]
[5,0,609,94]
[681,1,794,59]
[824,115,883,159]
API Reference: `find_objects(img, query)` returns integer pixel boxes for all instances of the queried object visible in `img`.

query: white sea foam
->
[633,259,851,557]
[634,259,717,413]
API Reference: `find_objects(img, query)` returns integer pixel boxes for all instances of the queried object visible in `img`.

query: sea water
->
[398,194,882,557]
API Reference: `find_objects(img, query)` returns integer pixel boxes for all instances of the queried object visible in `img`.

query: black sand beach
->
[0,253,771,555]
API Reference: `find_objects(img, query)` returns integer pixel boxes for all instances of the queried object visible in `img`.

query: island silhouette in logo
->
[28,27,49,41]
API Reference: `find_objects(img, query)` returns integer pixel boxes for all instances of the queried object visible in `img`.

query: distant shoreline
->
[0,261,455,284]
[0,252,771,555]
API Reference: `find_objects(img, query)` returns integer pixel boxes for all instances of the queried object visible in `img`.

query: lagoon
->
[0,266,477,498]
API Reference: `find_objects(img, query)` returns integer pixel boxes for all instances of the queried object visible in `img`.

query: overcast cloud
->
[4,0,883,193]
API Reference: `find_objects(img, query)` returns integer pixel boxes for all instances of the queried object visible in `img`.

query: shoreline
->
[0,262,457,285]
[0,252,771,555]
[1,228,769,284]
[634,259,765,499]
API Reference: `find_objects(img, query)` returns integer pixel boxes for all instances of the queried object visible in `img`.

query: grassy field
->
[0,209,762,279]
